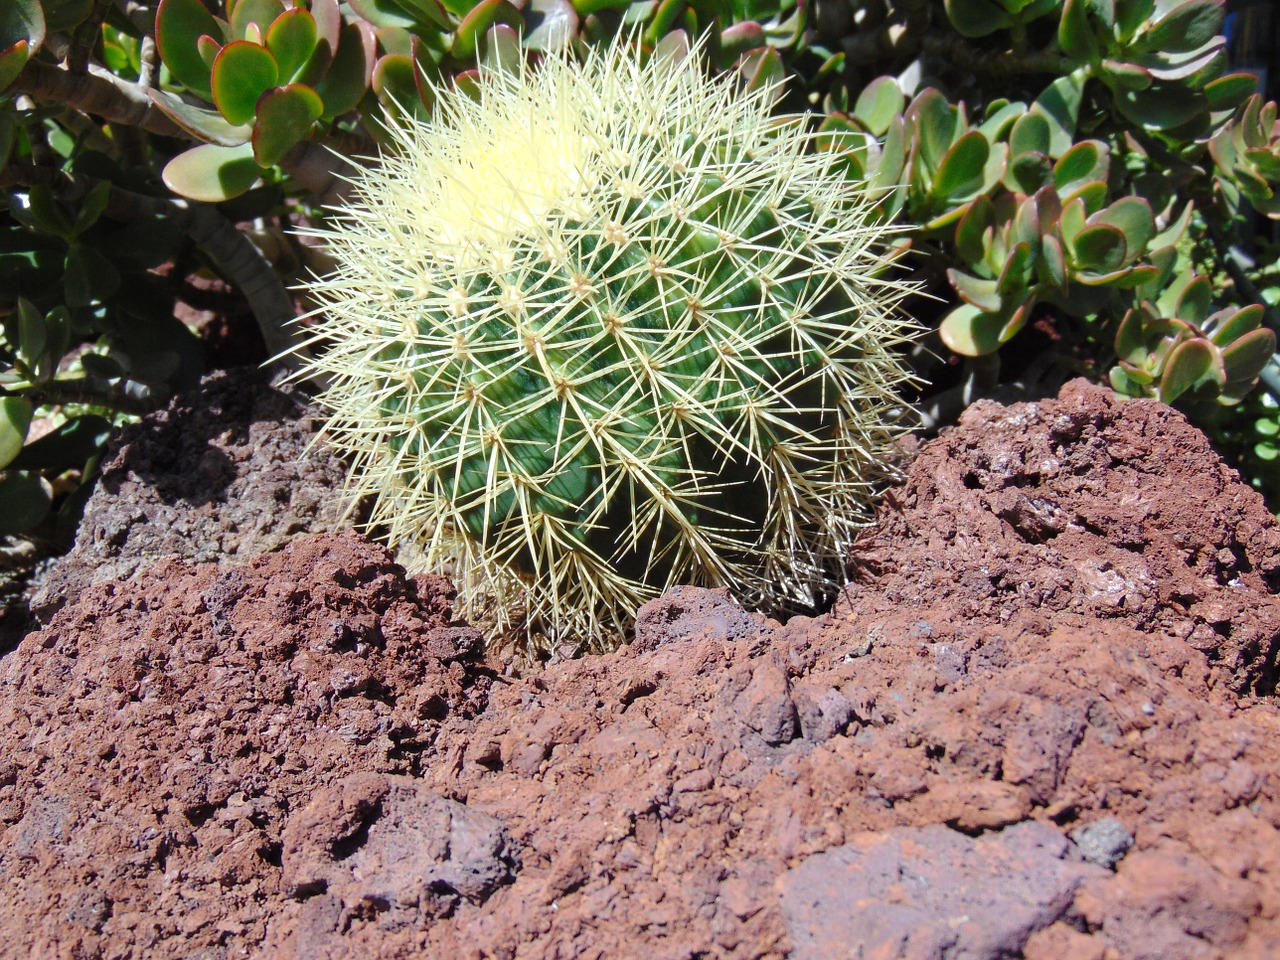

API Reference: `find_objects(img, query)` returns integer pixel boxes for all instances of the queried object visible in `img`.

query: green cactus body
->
[299,39,917,648]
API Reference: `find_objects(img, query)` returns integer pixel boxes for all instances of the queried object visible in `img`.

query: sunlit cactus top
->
[296,36,918,650]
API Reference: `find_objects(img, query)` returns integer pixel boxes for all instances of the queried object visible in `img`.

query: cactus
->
[296,38,917,648]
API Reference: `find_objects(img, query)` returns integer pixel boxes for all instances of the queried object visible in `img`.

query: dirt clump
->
[1,379,1278,960]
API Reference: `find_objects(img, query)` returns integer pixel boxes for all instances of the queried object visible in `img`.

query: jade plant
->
[297,36,917,645]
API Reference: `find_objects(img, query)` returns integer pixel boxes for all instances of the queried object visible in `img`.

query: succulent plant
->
[297,37,917,647]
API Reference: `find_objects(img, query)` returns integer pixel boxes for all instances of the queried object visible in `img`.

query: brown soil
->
[2,378,1278,959]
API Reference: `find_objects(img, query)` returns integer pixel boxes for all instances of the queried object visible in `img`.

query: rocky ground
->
[1,372,1277,959]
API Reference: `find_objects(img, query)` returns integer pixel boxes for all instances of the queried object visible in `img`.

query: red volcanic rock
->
[1,379,1278,960]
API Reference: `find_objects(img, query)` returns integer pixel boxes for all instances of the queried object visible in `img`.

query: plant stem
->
[12,58,185,139]
[920,34,1071,75]
[18,378,160,416]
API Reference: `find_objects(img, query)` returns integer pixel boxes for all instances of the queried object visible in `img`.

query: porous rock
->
[1,379,1279,960]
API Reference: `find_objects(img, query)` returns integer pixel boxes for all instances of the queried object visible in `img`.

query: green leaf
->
[41,0,91,33]
[230,0,285,41]
[1114,306,1145,364]
[394,0,452,29]
[1174,274,1212,324]
[1138,0,1223,55]
[0,471,51,535]
[1007,151,1051,193]
[72,181,111,235]
[211,41,279,126]
[854,77,905,138]
[64,245,120,308]
[1058,0,1097,61]
[1115,84,1208,131]
[1074,264,1160,287]
[1054,140,1108,193]
[1089,0,1116,29]
[0,0,43,91]
[481,22,522,75]
[1207,304,1263,346]
[933,130,990,200]
[1159,337,1216,403]
[1204,73,1259,113]
[1221,328,1276,384]
[939,301,1006,356]
[739,47,786,102]
[155,0,222,100]
[24,183,73,238]
[948,269,1002,311]
[1033,74,1084,156]
[251,83,323,166]
[372,53,430,121]
[871,116,908,192]
[162,141,261,202]
[266,8,316,82]
[0,43,27,98]
[148,89,253,145]
[314,21,374,118]
[910,89,957,176]
[1114,0,1155,42]
[8,414,111,473]
[1062,179,1107,214]
[0,396,33,469]
[452,0,524,60]
[1072,223,1127,271]
[1103,58,1154,92]
[1039,232,1067,288]
[523,0,578,52]
[1009,111,1051,162]
[1090,196,1154,258]
[945,0,1012,37]
[955,195,994,264]
[997,242,1033,296]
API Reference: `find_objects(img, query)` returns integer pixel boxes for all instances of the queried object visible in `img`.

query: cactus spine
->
[297,38,917,649]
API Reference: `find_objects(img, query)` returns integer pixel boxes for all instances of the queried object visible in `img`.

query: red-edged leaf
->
[251,83,323,166]
[211,40,279,125]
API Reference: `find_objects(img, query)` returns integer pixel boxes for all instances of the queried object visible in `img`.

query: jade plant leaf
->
[1058,0,1097,61]
[1222,327,1276,384]
[1072,223,1126,271]
[1208,303,1263,346]
[231,0,285,41]
[939,301,1006,356]
[252,83,323,166]
[0,0,45,91]
[854,77,905,138]
[0,471,51,536]
[212,41,280,126]
[1091,196,1154,255]
[1159,337,1216,403]
[945,0,1013,38]
[315,21,375,118]
[1033,74,1084,156]
[162,141,261,202]
[1136,0,1222,55]
[149,89,253,145]
[266,8,317,82]
[523,0,579,52]
[156,0,223,100]
[8,414,111,473]
[452,0,524,59]
[0,396,33,469]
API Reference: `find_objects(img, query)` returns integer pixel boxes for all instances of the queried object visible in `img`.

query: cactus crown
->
[296,37,918,651]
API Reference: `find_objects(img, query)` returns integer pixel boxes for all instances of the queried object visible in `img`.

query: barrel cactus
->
[297,37,917,649]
